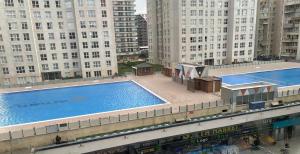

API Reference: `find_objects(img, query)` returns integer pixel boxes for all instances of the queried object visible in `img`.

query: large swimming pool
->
[221,68,300,87]
[0,81,165,127]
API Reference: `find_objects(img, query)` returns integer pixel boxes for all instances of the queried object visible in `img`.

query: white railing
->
[0,100,226,141]
[208,60,284,70]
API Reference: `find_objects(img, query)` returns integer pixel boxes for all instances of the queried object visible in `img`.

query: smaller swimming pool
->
[0,81,166,127]
[221,68,300,87]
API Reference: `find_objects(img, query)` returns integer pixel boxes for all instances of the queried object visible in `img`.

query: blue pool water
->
[0,81,165,127]
[221,68,300,87]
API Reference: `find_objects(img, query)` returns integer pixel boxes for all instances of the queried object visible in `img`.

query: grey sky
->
[136,0,146,14]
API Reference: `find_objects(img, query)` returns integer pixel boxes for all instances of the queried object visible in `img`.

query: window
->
[53,63,59,69]
[39,44,46,50]
[10,34,19,41]
[23,33,30,40]
[0,57,8,64]
[91,42,99,48]
[86,72,91,78]
[87,0,95,6]
[107,70,112,76]
[84,52,89,58]
[45,11,51,18]
[60,33,66,39]
[100,0,106,7]
[69,32,76,39]
[47,22,53,29]
[82,42,88,48]
[5,10,16,18]
[104,41,109,47]
[52,53,57,60]
[57,11,63,18]
[8,22,17,30]
[2,68,9,75]
[93,61,101,67]
[12,45,22,52]
[82,32,87,38]
[89,21,97,28]
[25,44,31,51]
[78,0,83,6]
[106,60,111,66]
[35,23,42,29]
[20,10,26,18]
[79,10,84,17]
[27,55,33,62]
[28,66,35,72]
[0,46,5,52]
[85,62,90,68]
[42,64,49,70]
[16,66,25,73]
[72,52,78,59]
[37,33,44,40]
[70,42,77,49]
[58,22,64,29]
[73,62,79,68]
[102,10,107,17]
[80,21,86,28]
[91,31,98,38]
[50,43,56,50]
[21,22,28,29]
[55,0,61,8]
[94,71,101,77]
[44,0,50,8]
[102,21,108,28]
[88,10,96,17]
[105,51,110,57]
[5,0,14,6]
[61,43,67,49]
[92,52,100,58]
[48,33,54,40]
[63,53,68,59]
[33,11,41,19]
[32,0,39,8]
[64,63,69,69]
[40,54,47,61]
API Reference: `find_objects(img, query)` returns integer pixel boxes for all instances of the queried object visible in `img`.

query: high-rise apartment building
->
[147,0,257,70]
[113,0,138,62]
[0,0,118,85]
[136,14,148,47]
[281,0,300,60]
[255,0,284,57]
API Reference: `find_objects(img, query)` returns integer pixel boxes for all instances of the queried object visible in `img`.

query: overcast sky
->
[136,0,146,14]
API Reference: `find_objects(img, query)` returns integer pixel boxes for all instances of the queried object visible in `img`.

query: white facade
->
[0,0,118,85]
[147,0,258,69]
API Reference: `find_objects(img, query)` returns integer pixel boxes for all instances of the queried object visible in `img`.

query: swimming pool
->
[221,68,300,87]
[0,81,166,127]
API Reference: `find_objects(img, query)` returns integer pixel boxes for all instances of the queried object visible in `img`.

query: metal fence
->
[0,75,128,88]
[278,88,300,98]
[208,60,284,70]
[0,100,226,141]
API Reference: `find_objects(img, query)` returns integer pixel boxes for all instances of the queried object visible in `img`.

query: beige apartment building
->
[0,0,118,86]
[147,0,258,70]
[113,0,139,62]
[281,0,300,60]
[256,0,300,60]
[255,0,284,57]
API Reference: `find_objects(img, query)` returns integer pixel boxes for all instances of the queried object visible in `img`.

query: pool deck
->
[0,61,299,133]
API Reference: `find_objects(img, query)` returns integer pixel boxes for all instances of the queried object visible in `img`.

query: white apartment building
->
[112,0,138,62]
[147,0,257,69]
[0,0,118,85]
